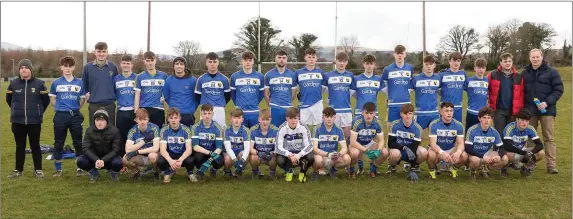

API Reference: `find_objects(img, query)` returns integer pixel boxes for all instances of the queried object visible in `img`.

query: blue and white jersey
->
[465,124,503,157]
[313,123,345,153]
[381,62,414,107]
[49,76,86,111]
[439,69,467,108]
[264,67,297,109]
[502,122,539,150]
[195,72,231,107]
[160,125,192,155]
[295,66,324,108]
[351,118,384,146]
[225,125,251,153]
[134,70,168,109]
[354,73,384,115]
[464,76,489,115]
[113,73,136,110]
[409,73,440,115]
[389,119,422,147]
[231,69,265,114]
[323,70,354,114]
[191,120,224,152]
[428,118,465,151]
[250,124,279,153]
[127,123,161,150]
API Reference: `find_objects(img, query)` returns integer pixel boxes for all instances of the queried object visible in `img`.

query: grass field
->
[1,67,571,218]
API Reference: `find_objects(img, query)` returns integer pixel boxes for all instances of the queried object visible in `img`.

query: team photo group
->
[6,41,564,184]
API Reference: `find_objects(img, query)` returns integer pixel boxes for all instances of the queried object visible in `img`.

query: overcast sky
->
[1,1,571,58]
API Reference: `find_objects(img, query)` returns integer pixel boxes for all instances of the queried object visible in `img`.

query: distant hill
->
[1,42,23,50]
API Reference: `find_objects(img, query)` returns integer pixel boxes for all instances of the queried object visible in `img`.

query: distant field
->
[1,67,571,218]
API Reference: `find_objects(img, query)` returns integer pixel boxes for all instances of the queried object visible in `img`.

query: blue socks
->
[54,161,62,171]
[358,159,364,170]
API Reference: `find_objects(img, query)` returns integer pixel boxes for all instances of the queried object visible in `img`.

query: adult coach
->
[6,59,50,178]
[521,48,563,174]
[82,42,119,126]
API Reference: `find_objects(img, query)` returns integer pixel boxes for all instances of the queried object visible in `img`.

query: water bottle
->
[533,98,547,114]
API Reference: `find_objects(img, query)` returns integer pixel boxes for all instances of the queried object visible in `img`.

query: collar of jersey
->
[60,76,78,82]
[120,72,135,80]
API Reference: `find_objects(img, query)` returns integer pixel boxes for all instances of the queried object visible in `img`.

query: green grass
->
[2,67,571,218]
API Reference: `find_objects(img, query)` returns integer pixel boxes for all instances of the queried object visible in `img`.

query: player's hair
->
[242,51,255,60]
[206,52,219,60]
[423,55,436,64]
[394,45,406,54]
[336,52,348,61]
[286,107,299,119]
[478,106,494,118]
[167,107,181,118]
[94,42,107,50]
[363,54,376,63]
[515,108,532,120]
[275,50,287,56]
[440,102,455,109]
[200,104,214,112]
[400,103,415,114]
[304,48,317,56]
[322,107,336,117]
[135,108,150,120]
[231,108,244,118]
[474,58,487,68]
[259,109,271,120]
[363,102,376,113]
[529,48,543,56]
[60,56,75,67]
[121,54,133,62]
[144,51,156,60]
[500,53,513,61]
[448,52,462,61]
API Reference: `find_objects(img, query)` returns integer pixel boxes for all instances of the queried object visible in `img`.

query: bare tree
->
[437,25,480,61]
[338,36,360,68]
[485,24,511,61]
[172,40,202,69]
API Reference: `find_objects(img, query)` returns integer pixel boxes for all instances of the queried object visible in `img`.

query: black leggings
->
[277,153,314,173]
[12,123,42,171]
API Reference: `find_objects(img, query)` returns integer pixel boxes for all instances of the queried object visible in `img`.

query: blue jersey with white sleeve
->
[313,123,345,153]
[323,70,354,114]
[195,72,230,107]
[381,62,413,107]
[351,118,384,146]
[464,76,489,115]
[160,124,192,155]
[465,124,503,157]
[225,125,251,154]
[264,67,297,109]
[49,76,86,111]
[295,66,324,108]
[439,69,467,108]
[250,124,279,153]
[231,69,265,114]
[428,118,465,151]
[409,73,440,115]
[354,73,384,115]
[113,73,136,110]
[389,119,422,147]
[127,123,161,150]
[502,122,539,150]
[191,120,224,152]
[134,70,168,109]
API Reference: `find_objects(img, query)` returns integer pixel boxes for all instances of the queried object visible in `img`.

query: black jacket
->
[521,61,564,116]
[82,124,121,162]
[6,76,50,124]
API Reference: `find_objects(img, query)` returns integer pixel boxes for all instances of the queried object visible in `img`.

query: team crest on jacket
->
[109,71,114,76]
[31,88,35,93]
[286,79,291,83]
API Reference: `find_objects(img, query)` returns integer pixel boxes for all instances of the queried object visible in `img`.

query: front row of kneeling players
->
[79,101,545,183]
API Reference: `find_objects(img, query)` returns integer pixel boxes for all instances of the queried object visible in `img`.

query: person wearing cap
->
[6,58,50,179]
[163,56,198,127]
[81,42,119,127]
[77,109,123,183]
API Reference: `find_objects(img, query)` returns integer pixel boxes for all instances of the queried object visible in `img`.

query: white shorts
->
[335,113,352,128]
[213,106,226,128]
[300,101,323,126]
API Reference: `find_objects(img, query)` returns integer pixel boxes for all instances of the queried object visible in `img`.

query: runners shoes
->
[110,171,119,182]
[298,172,308,183]
[547,168,559,174]
[450,166,459,178]
[132,170,142,180]
[35,170,44,179]
[520,166,532,177]
[285,172,293,182]
[7,170,22,179]
[163,173,173,184]
[76,169,84,177]
[53,170,62,177]
[89,170,100,183]
[500,168,508,178]
[386,165,397,176]
[189,174,198,182]
[429,169,437,180]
